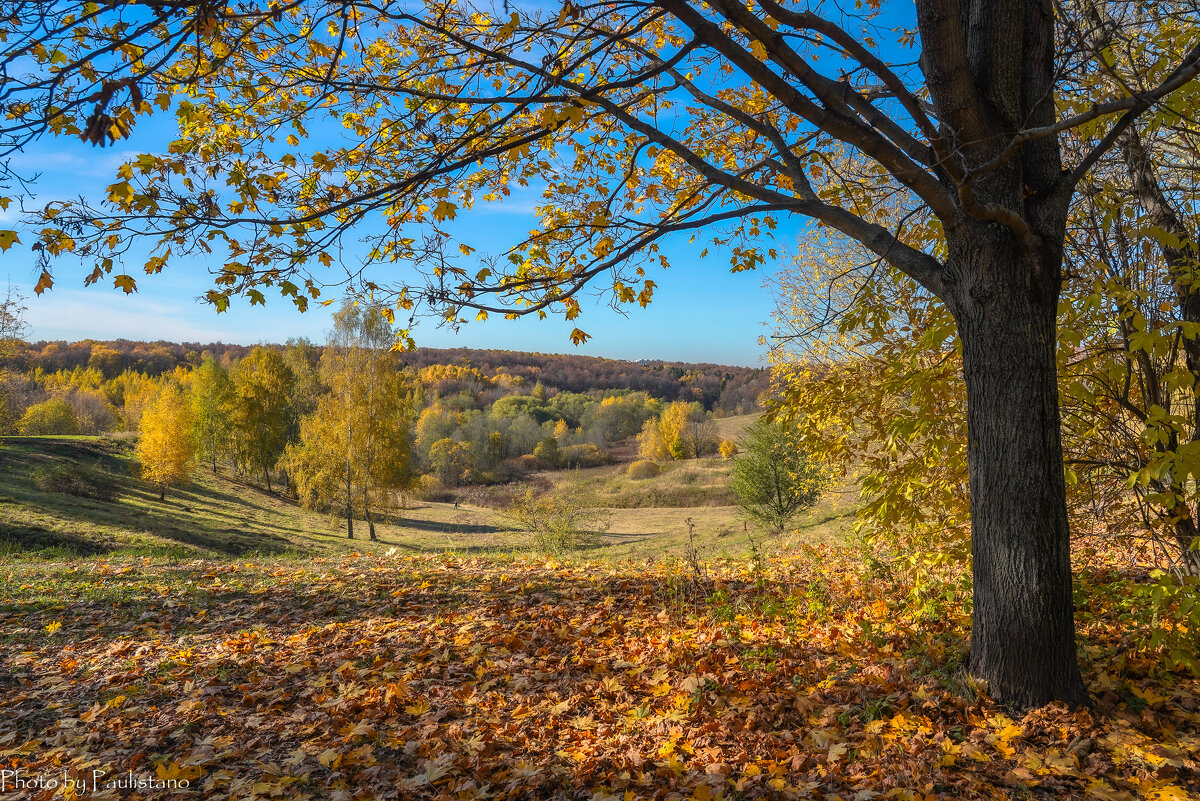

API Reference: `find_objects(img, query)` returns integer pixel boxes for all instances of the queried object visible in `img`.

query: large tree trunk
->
[949,230,1090,708]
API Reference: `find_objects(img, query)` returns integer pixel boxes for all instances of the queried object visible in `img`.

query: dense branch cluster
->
[0,1,1193,335]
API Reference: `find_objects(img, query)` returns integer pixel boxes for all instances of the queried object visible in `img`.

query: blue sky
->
[0,0,910,370]
[1,113,788,366]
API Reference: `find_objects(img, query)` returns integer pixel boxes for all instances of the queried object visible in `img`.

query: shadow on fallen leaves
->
[0,545,1196,800]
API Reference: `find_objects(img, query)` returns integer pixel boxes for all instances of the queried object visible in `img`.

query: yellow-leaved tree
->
[230,347,295,492]
[190,355,234,473]
[768,227,970,565]
[637,401,711,460]
[283,301,413,540]
[137,382,196,501]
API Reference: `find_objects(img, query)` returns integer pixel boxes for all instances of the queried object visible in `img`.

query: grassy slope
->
[0,434,856,564]
[0,437,522,560]
[711,412,758,442]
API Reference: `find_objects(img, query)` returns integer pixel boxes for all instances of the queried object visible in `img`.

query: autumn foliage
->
[136,382,195,501]
[1,546,1196,800]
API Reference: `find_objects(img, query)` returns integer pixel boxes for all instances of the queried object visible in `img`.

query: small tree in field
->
[229,347,296,491]
[137,383,196,501]
[509,488,611,556]
[730,419,826,536]
[283,301,414,541]
[17,398,79,436]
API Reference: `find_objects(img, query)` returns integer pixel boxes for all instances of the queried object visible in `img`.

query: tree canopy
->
[1,1,1190,328]
[6,0,1200,707]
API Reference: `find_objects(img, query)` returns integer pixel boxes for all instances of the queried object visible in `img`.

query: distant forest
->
[2,339,768,415]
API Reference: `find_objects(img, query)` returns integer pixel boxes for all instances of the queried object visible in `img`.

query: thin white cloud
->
[20,288,236,342]
[8,148,140,178]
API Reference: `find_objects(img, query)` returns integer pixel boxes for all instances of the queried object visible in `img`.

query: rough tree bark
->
[946,228,1090,707]
[917,0,1090,706]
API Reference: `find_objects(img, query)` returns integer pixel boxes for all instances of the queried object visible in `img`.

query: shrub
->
[514,454,541,473]
[719,439,739,459]
[626,460,662,480]
[560,443,610,468]
[415,474,456,503]
[532,437,560,468]
[17,399,79,436]
[508,487,611,555]
[32,464,119,501]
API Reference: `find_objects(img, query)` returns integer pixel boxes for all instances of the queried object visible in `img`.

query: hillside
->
[0,435,853,563]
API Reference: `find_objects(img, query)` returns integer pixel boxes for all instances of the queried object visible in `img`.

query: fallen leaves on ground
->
[0,545,1196,800]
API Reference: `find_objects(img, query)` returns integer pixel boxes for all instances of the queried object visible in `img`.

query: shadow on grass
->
[0,522,114,556]
[0,446,311,557]
[390,515,516,536]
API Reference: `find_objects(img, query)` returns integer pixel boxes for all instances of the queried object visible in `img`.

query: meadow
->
[0,427,842,563]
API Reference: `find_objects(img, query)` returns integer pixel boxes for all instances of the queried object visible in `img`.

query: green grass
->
[0,436,857,565]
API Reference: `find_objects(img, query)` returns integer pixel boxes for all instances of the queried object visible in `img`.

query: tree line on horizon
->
[0,338,763,417]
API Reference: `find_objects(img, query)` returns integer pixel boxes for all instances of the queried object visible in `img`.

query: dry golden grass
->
[711,412,758,442]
